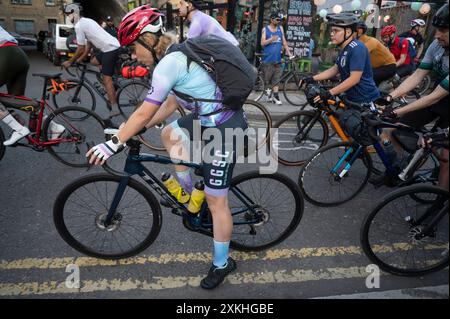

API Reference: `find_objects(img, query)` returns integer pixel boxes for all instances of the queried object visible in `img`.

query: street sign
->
[285,0,313,58]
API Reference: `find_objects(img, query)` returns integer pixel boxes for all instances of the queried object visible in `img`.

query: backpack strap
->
[172,89,230,118]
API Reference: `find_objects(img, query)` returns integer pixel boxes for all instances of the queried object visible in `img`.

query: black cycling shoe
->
[200,257,237,290]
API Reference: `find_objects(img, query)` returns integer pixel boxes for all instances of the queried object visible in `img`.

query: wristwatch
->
[111,134,123,146]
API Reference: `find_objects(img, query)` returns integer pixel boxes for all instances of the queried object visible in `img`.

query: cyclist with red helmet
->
[87,5,252,289]
[381,25,415,78]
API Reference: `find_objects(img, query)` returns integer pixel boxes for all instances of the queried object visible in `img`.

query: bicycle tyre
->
[299,141,372,207]
[0,127,5,161]
[43,106,106,167]
[228,171,304,251]
[251,73,265,102]
[271,110,329,166]
[54,173,163,259]
[361,184,449,276]
[51,79,96,118]
[283,73,308,108]
[242,100,272,151]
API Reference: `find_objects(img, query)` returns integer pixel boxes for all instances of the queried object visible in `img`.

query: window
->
[45,0,55,5]
[48,18,57,32]
[0,19,5,29]
[11,0,32,4]
[14,19,35,35]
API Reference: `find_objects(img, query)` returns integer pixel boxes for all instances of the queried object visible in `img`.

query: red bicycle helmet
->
[381,25,397,37]
[118,5,165,46]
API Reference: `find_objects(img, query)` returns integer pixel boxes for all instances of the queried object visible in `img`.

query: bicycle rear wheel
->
[271,110,329,166]
[43,106,106,167]
[299,141,372,207]
[228,171,304,251]
[51,79,96,119]
[53,173,163,259]
[361,185,449,276]
[282,73,308,108]
[242,100,272,151]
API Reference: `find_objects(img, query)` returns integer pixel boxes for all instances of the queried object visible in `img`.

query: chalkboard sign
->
[286,0,313,58]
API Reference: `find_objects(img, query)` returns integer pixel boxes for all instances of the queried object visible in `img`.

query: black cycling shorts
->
[174,109,248,196]
[396,64,415,78]
[96,48,120,77]
[399,95,449,129]
[373,64,397,86]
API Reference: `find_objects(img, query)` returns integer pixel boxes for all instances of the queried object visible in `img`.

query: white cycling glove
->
[90,139,122,162]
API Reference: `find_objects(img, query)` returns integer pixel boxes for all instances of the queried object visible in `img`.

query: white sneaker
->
[272,96,283,105]
[3,127,30,146]
[48,121,66,140]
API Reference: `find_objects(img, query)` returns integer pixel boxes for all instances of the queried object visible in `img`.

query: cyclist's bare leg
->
[103,75,119,116]
[205,193,233,242]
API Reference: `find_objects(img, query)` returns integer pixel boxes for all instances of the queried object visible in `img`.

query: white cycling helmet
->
[411,19,426,27]
[63,3,82,25]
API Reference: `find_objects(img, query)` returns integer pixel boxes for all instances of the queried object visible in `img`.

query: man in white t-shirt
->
[62,3,121,121]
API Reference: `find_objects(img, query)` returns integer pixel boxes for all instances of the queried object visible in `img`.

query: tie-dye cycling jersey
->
[188,10,239,46]
[144,51,235,127]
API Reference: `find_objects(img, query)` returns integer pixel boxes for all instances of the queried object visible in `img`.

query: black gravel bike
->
[53,132,304,259]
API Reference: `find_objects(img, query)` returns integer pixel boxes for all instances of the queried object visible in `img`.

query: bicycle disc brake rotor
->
[245,206,270,227]
[95,213,122,232]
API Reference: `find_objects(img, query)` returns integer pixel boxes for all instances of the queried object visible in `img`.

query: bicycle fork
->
[331,145,364,180]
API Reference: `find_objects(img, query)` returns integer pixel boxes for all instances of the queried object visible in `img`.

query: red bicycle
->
[0,72,106,167]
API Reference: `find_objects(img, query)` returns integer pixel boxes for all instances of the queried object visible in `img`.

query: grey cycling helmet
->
[327,13,360,31]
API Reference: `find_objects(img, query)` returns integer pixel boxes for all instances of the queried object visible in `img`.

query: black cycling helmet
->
[432,3,449,28]
[356,21,368,34]
[327,13,360,31]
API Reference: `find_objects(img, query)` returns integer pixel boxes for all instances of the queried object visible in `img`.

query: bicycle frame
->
[103,141,263,231]
[0,80,81,148]
[72,64,111,106]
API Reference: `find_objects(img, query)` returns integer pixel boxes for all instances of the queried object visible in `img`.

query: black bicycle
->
[251,54,308,107]
[53,132,304,259]
[361,184,448,276]
[56,62,149,119]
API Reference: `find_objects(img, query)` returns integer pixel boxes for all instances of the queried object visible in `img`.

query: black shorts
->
[399,95,449,129]
[397,64,414,78]
[175,109,248,195]
[373,64,396,86]
[96,49,120,77]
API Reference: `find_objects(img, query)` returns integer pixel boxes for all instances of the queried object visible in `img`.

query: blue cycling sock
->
[213,240,230,269]
[176,169,193,194]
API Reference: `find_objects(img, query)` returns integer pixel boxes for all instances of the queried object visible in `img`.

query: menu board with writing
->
[286,0,313,58]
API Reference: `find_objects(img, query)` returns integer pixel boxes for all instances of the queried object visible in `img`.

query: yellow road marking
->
[0,266,371,296]
[0,245,365,270]
[0,243,445,271]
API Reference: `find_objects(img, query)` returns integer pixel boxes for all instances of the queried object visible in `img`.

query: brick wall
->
[0,0,64,36]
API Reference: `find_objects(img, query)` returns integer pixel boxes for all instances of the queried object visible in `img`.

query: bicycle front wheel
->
[116,80,149,119]
[228,171,304,251]
[271,110,329,166]
[361,185,449,276]
[299,141,372,207]
[54,173,163,259]
[250,73,265,102]
[52,79,96,118]
[0,127,5,161]
[43,106,106,167]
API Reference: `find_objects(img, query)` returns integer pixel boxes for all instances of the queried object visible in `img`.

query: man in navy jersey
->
[301,13,380,104]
